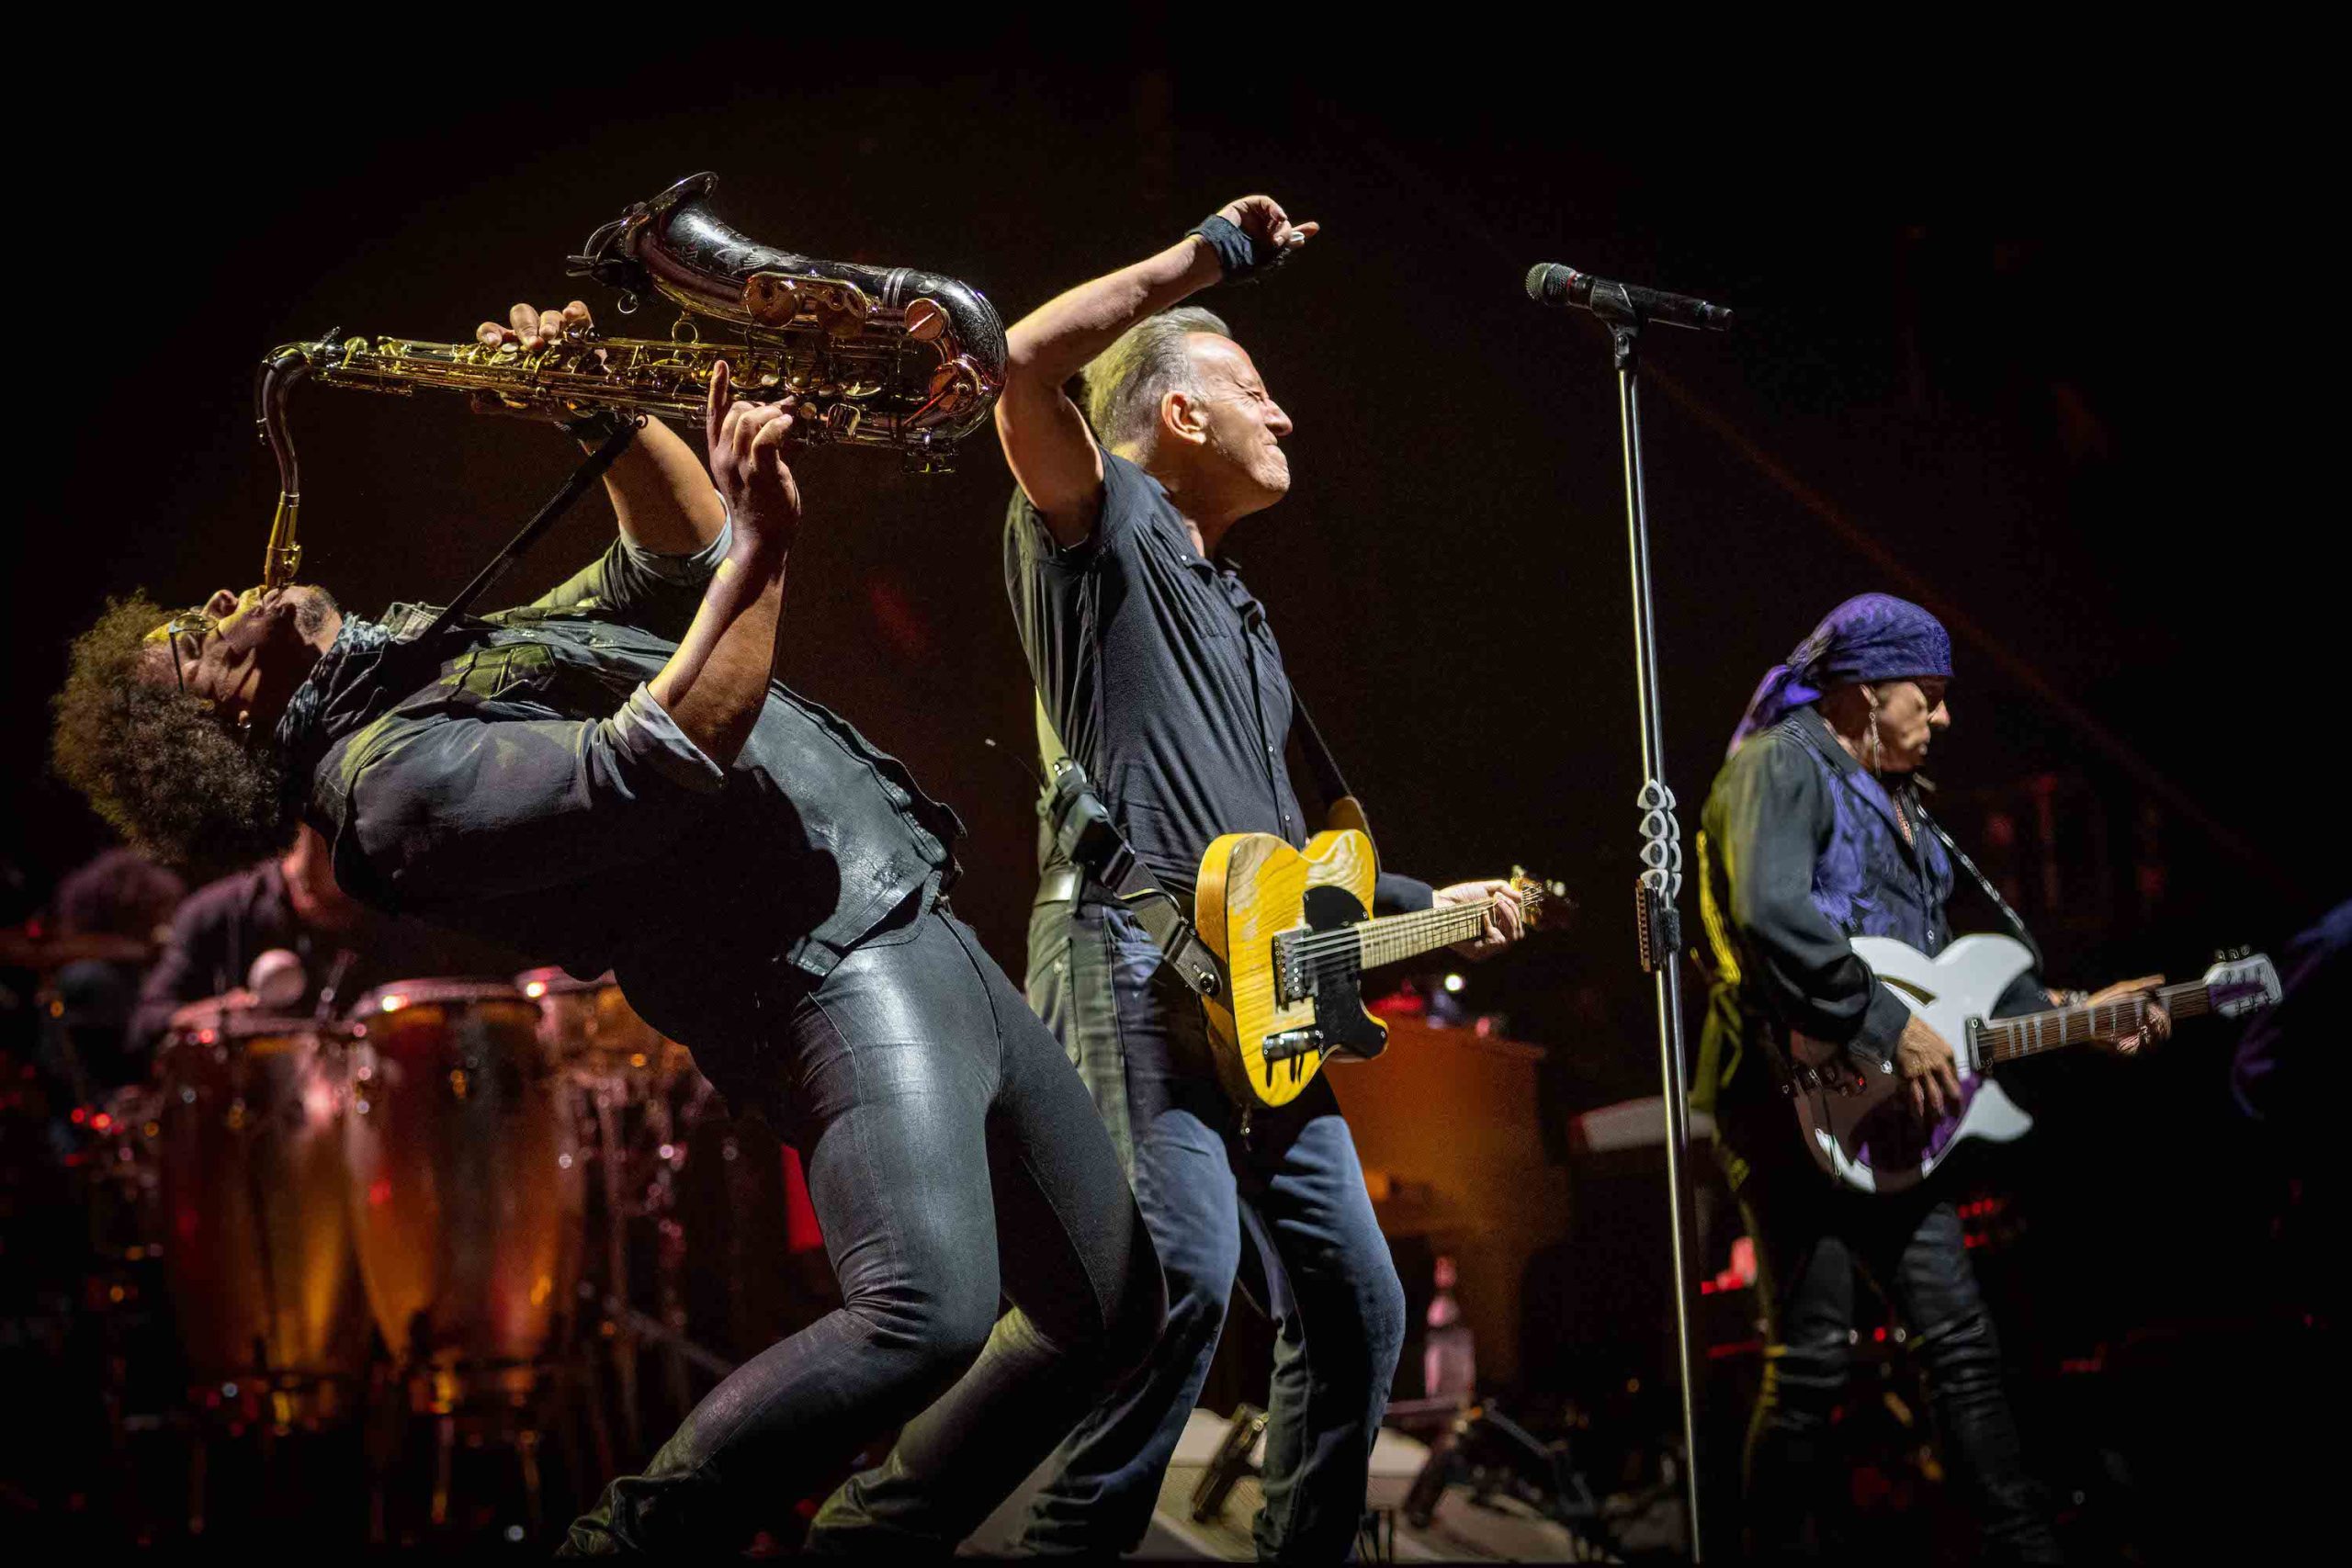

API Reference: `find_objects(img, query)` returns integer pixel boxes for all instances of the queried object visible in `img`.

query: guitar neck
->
[1349,889,1550,971]
[1973,981,2213,1066]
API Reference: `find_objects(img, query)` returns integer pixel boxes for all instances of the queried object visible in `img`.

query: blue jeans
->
[1018,901,1407,1561]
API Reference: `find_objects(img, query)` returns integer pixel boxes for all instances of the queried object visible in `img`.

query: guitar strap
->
[1785,718,2050,974]
[1033,695,1227,1001]
[1286,689,1357,826]
[1028,647,1363,1005]
[1912,800,2048,974]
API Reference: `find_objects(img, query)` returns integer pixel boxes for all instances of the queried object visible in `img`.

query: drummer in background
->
[132,822,534,1049]
[40,848,185,1096]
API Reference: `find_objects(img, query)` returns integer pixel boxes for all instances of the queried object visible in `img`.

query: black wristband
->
[1188,212,1287,285]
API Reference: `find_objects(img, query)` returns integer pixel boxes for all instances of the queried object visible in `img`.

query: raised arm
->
[334,364,801,907]
[997,196,1317,547]
[648,362,798,767]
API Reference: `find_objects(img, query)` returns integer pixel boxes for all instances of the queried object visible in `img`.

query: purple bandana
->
[1728,593,1953,757]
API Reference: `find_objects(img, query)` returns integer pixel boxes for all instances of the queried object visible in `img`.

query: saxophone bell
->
[568,172,1006,452]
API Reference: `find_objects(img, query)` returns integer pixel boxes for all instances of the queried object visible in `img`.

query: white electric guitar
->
[1789,934,2280,1193]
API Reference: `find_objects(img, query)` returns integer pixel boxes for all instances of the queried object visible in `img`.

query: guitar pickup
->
[1263,1027,1325,1064]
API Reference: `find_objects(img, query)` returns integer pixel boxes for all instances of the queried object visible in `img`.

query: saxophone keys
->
[808,283,872,338]
[901,299,947,343]
[741,272,801,328]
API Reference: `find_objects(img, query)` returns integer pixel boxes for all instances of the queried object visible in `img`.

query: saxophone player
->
[50,299,1164,1554]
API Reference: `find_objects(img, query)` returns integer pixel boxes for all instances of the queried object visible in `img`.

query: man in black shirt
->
[52,300,1161,1554]
[996,197,1528,1557]
[130,823,529,1052]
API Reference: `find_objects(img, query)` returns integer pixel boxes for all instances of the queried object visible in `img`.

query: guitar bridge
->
[1271,932,1312,1007]
[1263,1027,1325,1064]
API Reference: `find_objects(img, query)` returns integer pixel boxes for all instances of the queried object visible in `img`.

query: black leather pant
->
[564,905,1166,1554]
[1721,1114,2063,1563]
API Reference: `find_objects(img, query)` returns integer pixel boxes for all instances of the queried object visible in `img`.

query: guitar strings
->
[1977,983,2214,1064]
[1267,895,1555,1004]
[1277,891,1552,964]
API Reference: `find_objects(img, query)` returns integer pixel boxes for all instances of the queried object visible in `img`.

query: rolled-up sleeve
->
[523,516,732,642]
[1718,739,1913,1067]
[334,683,722,906]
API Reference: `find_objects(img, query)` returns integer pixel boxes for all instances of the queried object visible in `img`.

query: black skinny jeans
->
[1721,1111,2062,1564]
[565,904,1165,1554]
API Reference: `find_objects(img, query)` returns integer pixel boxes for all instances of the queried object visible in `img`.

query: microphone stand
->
[1596,292,1706,1559]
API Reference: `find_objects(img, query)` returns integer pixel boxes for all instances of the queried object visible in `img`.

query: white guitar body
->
[1792,934,2039,1194]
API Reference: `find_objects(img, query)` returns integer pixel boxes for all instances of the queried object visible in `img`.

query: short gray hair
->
[1082,306,1232,453]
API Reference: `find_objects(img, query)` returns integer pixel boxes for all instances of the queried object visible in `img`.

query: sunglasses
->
[163,609,218,696]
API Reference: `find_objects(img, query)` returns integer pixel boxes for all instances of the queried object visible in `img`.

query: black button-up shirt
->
[282,528,961,1049]
[1004,449,1430,912]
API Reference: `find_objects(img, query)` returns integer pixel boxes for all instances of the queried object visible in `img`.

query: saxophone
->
[254,173,1007,588]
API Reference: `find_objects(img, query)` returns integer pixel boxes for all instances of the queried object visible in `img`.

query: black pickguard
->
[1299,885,1391,1062]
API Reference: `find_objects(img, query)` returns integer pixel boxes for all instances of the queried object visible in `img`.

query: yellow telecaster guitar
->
[1195,829,1566,1108]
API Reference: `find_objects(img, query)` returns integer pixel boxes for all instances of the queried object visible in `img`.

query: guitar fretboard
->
[1295,887,1557,973]
[1973,983,2213,1064]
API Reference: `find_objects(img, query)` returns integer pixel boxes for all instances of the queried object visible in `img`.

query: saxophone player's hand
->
[705,361,802,559]
[473,301,611,425]
[478,299,598,353]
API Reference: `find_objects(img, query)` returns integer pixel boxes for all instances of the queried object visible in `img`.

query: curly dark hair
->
[53,847,186,940]
[51,592,295,871]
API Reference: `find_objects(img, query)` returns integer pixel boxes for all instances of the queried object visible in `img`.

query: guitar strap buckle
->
[1045,757,1229,1002]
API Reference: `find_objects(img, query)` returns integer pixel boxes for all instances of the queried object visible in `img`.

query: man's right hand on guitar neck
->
[1894,1013,1963,1121]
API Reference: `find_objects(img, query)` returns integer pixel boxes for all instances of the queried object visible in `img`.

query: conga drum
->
[153,1004,370,1423]
[343,979,584,1404]
[515,967,683,1078]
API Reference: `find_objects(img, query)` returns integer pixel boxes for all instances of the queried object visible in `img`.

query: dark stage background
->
[6,42,2338,1557]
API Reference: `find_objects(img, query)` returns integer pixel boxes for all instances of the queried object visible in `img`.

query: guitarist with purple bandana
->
[1694,593,2167,1562]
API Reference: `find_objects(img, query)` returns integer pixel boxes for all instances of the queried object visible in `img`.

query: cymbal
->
[0,928,153,971]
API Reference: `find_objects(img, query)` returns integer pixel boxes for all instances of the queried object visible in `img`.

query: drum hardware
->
[516,968,737,1446]
[1191,1404,1268,1521]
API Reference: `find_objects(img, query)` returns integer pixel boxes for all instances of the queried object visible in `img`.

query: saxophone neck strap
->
[424,418,640,639]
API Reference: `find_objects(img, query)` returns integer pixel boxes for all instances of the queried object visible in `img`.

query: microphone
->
[1524,264,1733,333]
[246,947,309,1010]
